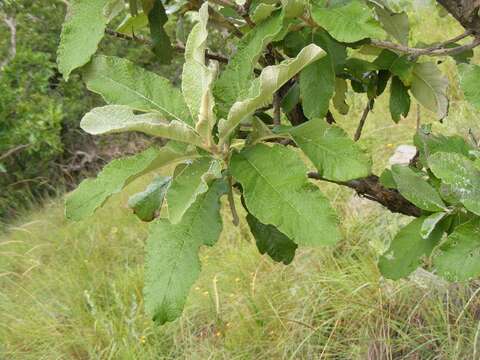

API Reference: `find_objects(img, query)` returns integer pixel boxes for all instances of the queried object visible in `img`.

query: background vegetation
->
[0,0,180,222]
[2,0,480,358]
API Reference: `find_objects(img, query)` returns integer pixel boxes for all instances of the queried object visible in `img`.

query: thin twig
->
[354,99,374,141]
[300,13,480,58]
[469,128,479,147]
[416,104,421,131]
[227,175,239,226]
[209,0,255,27]
[370,36,480,57]
[273,92,281,126]
[425,29,473,51]
[208,5,243,38]
[104,29,229,63]
[0,144,29,162]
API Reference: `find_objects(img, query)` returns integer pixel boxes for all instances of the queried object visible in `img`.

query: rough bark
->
[436,0,480,33]
[308,173,422,218]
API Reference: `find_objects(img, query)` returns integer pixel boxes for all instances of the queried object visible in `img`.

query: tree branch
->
[354,99,374,141]
[0,15,16,70]
[436,0,480,33]
[0,144,29,162]
[104,29,229,64]
[307,172,422,217]
[370,36,480,57]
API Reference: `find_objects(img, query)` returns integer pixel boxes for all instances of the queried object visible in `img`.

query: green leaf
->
[280,82,300,113]
[281,0,306,18]
[428,152,480,216]
[311,0,385,43]
[434,220,480,281]
[128,176,171,221]
[332,78,349,115]
[144,179,226,324]
[116,13,149,34]
[230,144,340,246]
[80,105,203,146]
[410,62,449,119]
[314,30,347,73]
[219,44,326,142]
[84,56,192,124]
[166,158,222,223]
[389,76,411,123]
[65,145,194,221]
[251,3,278,23]
[379,216,445,280]
[379,168,397,189]
[57,0,110,80]
[142,0,173,63]
[447,44,474,64]
[181,3,217,144]
[299,30,346,120]
[213,12,284,117]
[373,50,414,85]
[290,120,371,182]
[391,165,445,212]
[414,128,473,167]
[129,0,139,15]
[300,57,334,120]
[104,0,125,21]
[421,212,448,239]
[245,118,275,146]
[246,213,297,265]
[458,63,480,110]
[374,7,409,45]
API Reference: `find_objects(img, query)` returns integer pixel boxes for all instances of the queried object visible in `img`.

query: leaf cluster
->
[57,0,480,324]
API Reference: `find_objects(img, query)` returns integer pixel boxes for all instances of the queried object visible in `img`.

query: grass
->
[2,5,480,359]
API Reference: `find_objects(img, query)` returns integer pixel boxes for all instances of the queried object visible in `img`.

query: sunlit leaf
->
[231,144,340,246]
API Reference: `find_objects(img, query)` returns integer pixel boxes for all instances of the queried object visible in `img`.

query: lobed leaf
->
[166,158,222,224]
[389,76,410,123]
[57,0,111,80]
[144,180,226,324]
[379,216,445,280]
[410,62,449,120]
[373,50,414,85]
[414,129,474,167]
[84,56,192,124]
[230,144,340,246]
[251,3,278,23]
[299,31,345,120]
[181,3,217,144]
[80,105,203,146]
[457,63,480,110]
[332,78,349,115]
[311,0,385,43]
[290,120,372,182]
[65,145,195,221]
[391,165,446,212]
[433,220,480,281]
[213,12,285,117]
[246,213,297,265]
[116,12,149,34]
[143,0,173,63]
[128,176,171,221]
[219,44,326,142]
[428,152,480,216]
[374,6,409,45]
[421,212,448,240]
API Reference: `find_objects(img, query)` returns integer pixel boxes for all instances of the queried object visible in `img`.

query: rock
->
[388,145,417,165]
